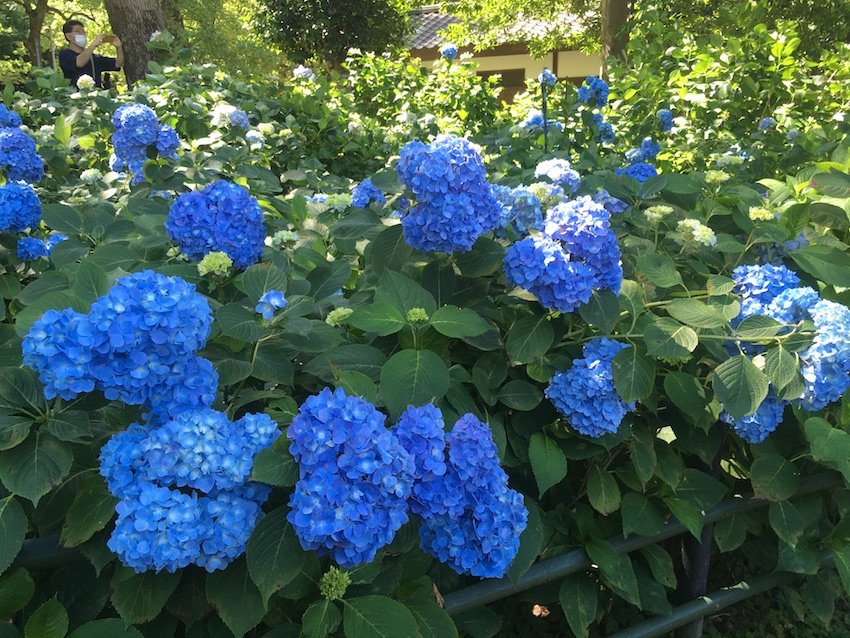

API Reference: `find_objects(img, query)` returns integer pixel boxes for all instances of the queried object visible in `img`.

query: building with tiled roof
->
[408,4,600,101]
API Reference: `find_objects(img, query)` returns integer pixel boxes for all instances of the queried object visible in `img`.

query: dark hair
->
[62,20,84,34]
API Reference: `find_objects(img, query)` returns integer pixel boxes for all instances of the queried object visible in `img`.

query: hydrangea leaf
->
[206,559,265,637]
[712,354,769,419]
[369,225,412,273]
[246,507,305,606]
[60,476,116,548]
[23,599,68,638]
[558,572,597,638]
[111,569,182,625]
[505,315,554,364]
[750,453,799,502]
[714,515,748,553]
[429,306,489,338]
[250,437,298,487]
[302,600,342,638]
[341,595,419,638]
[579,288,621,334]
[66,619,144,638]
[0,433,72,506]
[790,244,850,287]
[307,261,351,302]
[348,302,407,336]
[639,545,677,588]
[305,345,387,382]
[71,261,110,305]
[768,501,805,548]
[528,433,567,497]
[236,264,288,303]
[0,568,34,617]
[621,492,664,536]
[497,379,542,411]
[404,599,458,638]
[664,298,728,328]
[0,496,26,575]
[374,271,437,316]
[455,237,505,278]
[587,465,621,515]
[645,317,698,358]
[0,416,31,451]
[804,417,850,482]
[611,345,655,403]
[506,501,543,582]
[379,349,449,419]
[634,254,683,288]
[585,540,640,607]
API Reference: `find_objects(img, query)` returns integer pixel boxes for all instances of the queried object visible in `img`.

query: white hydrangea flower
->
[678,219,717,247]
[80,168,103,184]
[76,74,95,89]
[210,103,237,128]
[149,30,162,41]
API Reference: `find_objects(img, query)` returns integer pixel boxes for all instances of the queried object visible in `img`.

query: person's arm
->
[75,34,104,68]
[113,36,124,69]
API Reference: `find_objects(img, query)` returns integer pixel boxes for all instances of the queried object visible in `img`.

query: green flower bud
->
[407,307,429,322]
[326,307,354,326]
[319,566,351,601]
[197,251,233,276]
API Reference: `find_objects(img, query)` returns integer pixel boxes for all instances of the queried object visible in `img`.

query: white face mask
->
[73,34,87,47]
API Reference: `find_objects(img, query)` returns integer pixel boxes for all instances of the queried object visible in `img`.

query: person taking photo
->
[58,20,123,89]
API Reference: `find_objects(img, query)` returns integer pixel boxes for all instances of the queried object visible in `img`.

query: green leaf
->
[332,209,384,241]
[429,306,490,338]
[404,599,458,638]
[0,568,34,616]
[112,570,181,624]
[611,346,655,402]
[804,417,850,482]
[307,261,351,302]
[374,271,436,316]
[635,254,683,288]
[664,299,728,328]
[302,600,342,638]
[645,317,698,358]
[528,433,567,497]
[236,264,288,303]
[369,225,413,273]
[712,355,769,419]
[253,340,295,384]
[810,171,850,198]
[216,304,263,342]
[578,288,621,334]
[0,432,72,506]
[802,577,836,628]
[0,368,47,414]
[663,372,710,422]
[763,345,800,392]
[639,545,676,588]
[348,302,407,336]
[588,465,621,515]
[41,204,84,235]
[674,469,727,510]
[67,619,144,638]
[206,558,265,637]
[618,279,644,319]
[0,415,30,451]
[585,540,640,606]
[714,515,747,552]
[769,501,805,548]
[621,492,664,536]
[505,315,554,364]
[735,315,783,339]
[250,438,298,487]
[790,244,850,287]
[663,497,704,539]
[750,454,799,502]
[342,595,419,638]
[379,349,450,419]
[337,371,379,404]
[0,496,27,574]
[305,345,387,382]
[246,507,304,606]
[60,475,116,547]
[558,572,597,638]
[497,379,542,411]
[455,237,505,277]
[24,599,68,638]
[507,503,543,581]
[630,428,656,486]
[71,261,110,305]
[45,410,91,443]
[832,545,850,597]
[706,275,735,296]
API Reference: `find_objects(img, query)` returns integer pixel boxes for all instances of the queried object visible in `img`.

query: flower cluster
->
[293,65,316,80]
[396,135,501,253]
[245,130,264,147]
[538,69,557,86]
[228,109,250,129]
[16,234,66,260]
[732,263,800,321]
[100,409,278,572]
[505,196,623,313]
[677,218,717,247]
[288,389,527,577]
[197,251,233,276]
[546,338,635,437]
[0,104,22,128]
[625,138,661,163]
[758,116,777,131]
[521,109,564,132]
[166,181,265,269]
[351,178,386,208]
[23,270,217,421]
[593,189,628,215]
[721,393,785,444]
[657,108,673,132]
[0,181,41,232]
[256,290,287,320]
[534,158,580,193]
[440,43,458,59]
[493,185,543,235]
[0,127,45,183]
[111,104,179,183]
[616,161,658,183]
[577,76,609,107]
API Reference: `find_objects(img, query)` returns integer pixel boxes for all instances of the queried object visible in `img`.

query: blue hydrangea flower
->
[229,109,250,129]
[46,233,67,251]
[396,135,501,253]
[255,290,287,320]
[534,158,580,193]
[493,184,544,235]
[576,76,609,107]
[393,405,448,517]
[417,414,527,578]
[0,105,22,128]
[520,109,564,132]
[440,43,458,59]
[657,108,673,132]
[166,181,265,269]
[155,125,180,158]
[112,104,178,183]
[764,287,820,324]
[287,387,415,567]
[0,181,41,232]
[538,69,557,86]
[798,300,850,410]
[545,338,635,437]
[245,130,264,146]
[594,189,629,214]
[721,393,786,443]
[786,129,801,141]
[616,162,658,183]
[0,127,44,183]
[758,117,777,131]
[732,263,801,321]
[625,138,661,163]
[351,178,386,208]
[17,237,49,260]
[293,65,316,80]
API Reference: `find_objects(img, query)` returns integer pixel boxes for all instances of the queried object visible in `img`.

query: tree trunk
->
[21,0,50,67]
[600,0,632,78]
[103,0,166,85]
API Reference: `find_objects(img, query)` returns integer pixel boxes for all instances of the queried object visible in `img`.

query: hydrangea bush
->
[2,28,850,638]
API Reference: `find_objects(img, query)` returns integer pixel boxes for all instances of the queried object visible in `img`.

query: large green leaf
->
[429,306,490,338]
[348,302,407,336]
[0,496,27,574]
[379,349,450,419]
[790,244,850,287]
[60,475,116,547]
[111,570,181,624]
[302,600,342,638]
[621,492,664,536]
[305,345,387,382]
[455,237,505,277]
[0,415,30,451]
[585,540,640,607]
[374,271,437,316]
[769,501,804,548]
[507,503,543,581]
[216,304,263,342]
[750,454,799,502]
[611,346,654,402]
[250,437,298,487]
[497,379,542,411]
[645,317,698,358]
[71,261,110,305]
[342,596,419,638]
[404,599,458,638]
[528,433,567,497]
[810,171,850,198]
[712,355,769,419]
[634,254,684,288]
[505,315,554,364]
[587,465,621,516]
[0,432,72,505]
[206,558,265,637]
[558,572,597,638]
[0,568,34,616]
[24,599,68,638]
[804,417,850,482]
[236,263,288,303]
[832,545,850,597]
[369,225,413,273]
[578,288,621,334]
[308,261,352,302]
[67,619,144,638]
[664,299,728,328]
[246,508,305,605]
